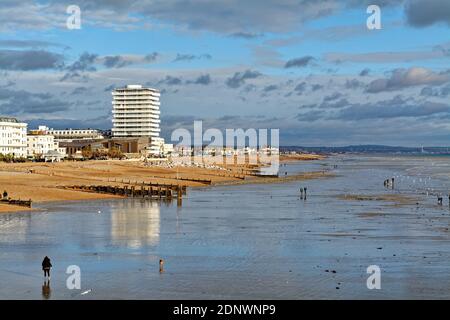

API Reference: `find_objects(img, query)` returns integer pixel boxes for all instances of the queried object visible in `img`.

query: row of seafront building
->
[0,84,278,161]
[0,84,173,161]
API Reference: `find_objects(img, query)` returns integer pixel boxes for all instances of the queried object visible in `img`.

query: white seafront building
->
[27,126,67,161]
[46,127,104,142]
[0,116,27,158]
[112,85,165,156]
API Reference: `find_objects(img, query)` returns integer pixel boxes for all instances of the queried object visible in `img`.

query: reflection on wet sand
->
[110,200,160,248]
[42,280,51,300]
[0,213,31,243]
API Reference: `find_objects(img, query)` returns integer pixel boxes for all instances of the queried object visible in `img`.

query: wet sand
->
[2,155,450,299]
[335,194,419,206]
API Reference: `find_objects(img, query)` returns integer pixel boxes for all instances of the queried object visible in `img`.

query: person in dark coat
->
[42,256,52,278]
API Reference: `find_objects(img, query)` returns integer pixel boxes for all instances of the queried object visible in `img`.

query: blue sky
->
[0,0,449,146]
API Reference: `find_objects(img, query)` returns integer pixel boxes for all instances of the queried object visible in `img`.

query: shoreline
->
[0,155,328,213]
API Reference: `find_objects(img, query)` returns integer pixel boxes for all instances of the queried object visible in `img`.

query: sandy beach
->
[0,155,327,213]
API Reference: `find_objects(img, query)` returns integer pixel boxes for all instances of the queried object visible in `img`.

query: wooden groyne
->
[1,198,32,208]
[61,183,186,205]
[108,176,212,185]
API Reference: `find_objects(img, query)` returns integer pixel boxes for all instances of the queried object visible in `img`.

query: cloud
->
[311,84,324,91]
[325,49,447,64]
[0,40,66,49]
[136,0,341,34]
[0,49,63,70]
[226,69,262,88]
[186,74,212,85]
[0,0,404,36]
[336,96,450,120]
[420,85,450,97]
[405,0,450,27]
[284,56,314,68]
[103,55,133,68]
[172,53,211,62]
[294,82,307,95]
[71,87,89,95]
[0,1,64,32]
[104,84,116,92]
[60,52,160,81]
[366,67,450,93]
[297,98,349,121]
[324,92,343,102]
[144,52,159,62]
[263,84,278,92]
[296,110,325,122]
[67,51,159,71]
[0,87,72,115]
[59,72,90,83]
[0,80,15,88]
[229,32,263,39]
[359,68,370,76]
[157,75,183,86]
[345,79,364,89]
[66,52,98,72]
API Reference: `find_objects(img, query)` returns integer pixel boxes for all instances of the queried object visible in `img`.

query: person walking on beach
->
[42,256,52,279]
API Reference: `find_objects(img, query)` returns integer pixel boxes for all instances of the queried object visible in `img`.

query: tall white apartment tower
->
[112,85,161,139]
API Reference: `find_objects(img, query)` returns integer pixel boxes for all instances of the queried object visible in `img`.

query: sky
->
[0,0,449,147]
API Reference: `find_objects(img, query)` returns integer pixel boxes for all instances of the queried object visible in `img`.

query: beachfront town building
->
[61,137,150,159]
[163,143,174,155]
[112,85,164,156]
[0,116,27,158]
[27,126,67,161]
[45,127,104,142]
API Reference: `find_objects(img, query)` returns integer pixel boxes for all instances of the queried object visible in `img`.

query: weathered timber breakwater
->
[0,198,32,208]
[60,183,187,205]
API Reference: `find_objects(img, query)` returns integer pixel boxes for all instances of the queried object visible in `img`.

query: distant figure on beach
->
[438,196,443,206]
[42,280,51,300]
[42,256,52,279]
[159,259,164,273]
[2,190,7,200]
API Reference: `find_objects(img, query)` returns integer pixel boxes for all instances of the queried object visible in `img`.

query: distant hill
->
[280,145,450,154]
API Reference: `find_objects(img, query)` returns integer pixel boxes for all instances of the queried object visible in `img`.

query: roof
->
[114,85,159,92]
[44,150,63,156]
[0,116,20,123]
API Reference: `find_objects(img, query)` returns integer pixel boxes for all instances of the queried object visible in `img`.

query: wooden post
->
[177,186,182,207]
